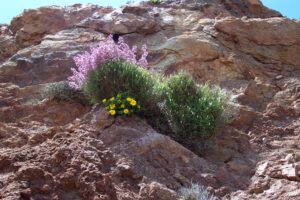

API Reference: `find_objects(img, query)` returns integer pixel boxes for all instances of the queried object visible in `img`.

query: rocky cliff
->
[0,0,300,199]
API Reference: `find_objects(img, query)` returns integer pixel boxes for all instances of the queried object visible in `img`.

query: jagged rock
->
[0,28,105,86]
[151,0,281,18]
[9,4,112,47]
[0,5,112,63]
[214,17,300,67]
[0,0,300,199]
[0,35,18,64]
[78,10,160,34]
[139,182,179,200]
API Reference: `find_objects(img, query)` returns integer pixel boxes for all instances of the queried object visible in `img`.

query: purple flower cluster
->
[68,35,148,89]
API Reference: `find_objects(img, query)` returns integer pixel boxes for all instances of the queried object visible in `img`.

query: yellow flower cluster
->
[127,97,137,106]
[109,109,116,115]
[101,93,141,117]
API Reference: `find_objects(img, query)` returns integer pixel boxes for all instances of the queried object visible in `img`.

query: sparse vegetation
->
[150,0,161,4]
[44,81,89,105]
[83,60,156,112]
[165,71,229,139]
[66,35,230,147]
[83,60,229,139]
[179,183,218,200]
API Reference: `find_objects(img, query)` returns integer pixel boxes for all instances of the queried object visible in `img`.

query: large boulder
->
[0,28,105,86]
[0,1,300,199]
[9,4,113,47]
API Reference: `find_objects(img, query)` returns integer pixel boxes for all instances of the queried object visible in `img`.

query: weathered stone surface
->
[0,5,112,63]
[0,28,105,86]
[9,4,112,47]
[1,0,300,199]
[0,104,239,199]
[214,17,300,67]
[0,34,18,64]
[78,10,160,34]
[139,182,179,200]
[147,0,281,18]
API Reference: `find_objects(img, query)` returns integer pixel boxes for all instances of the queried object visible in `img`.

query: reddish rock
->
[139,182,179,200]
[9,4,112,48]
[0,1,300,199]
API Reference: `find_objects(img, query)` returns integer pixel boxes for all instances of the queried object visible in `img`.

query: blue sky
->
[0,0,299,24]
[263,0,300,19]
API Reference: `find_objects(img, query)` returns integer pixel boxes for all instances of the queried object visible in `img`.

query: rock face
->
[0,0,300,199]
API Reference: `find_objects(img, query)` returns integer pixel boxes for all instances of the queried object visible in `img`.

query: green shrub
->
[150,0,161,4]
[83,60,170,132]
[83,60,157,112]
[44,81,89,105]
[84,60,229,141]
[179,183,218,200]
[165,72,229,139]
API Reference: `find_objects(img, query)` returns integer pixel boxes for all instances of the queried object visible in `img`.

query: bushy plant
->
[68,35,148,90]
[44,81,89,105]
[83,60,170,131]
[84,60,228,139]
[165,72,229,139]
[150,0,161,4]
[102,93,141,116]
[179,184,218,200]
[83,60,156,111]
[66,35,230,144]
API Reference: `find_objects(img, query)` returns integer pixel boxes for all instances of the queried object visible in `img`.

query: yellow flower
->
[126,97,132,102]
[110,104,116,109]
[123,109,129,114]
[137,105,141,109]
[120,104,125,108]
[110,97,115,101]
[102,98,107,103]
[109,110,116,116]
[130,99,137,106]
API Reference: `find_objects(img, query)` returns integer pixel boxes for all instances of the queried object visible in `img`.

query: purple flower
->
[68,35,148,89]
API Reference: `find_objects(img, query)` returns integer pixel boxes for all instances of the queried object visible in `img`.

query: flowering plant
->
[68,35,148,90]
[102,93,141,116]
